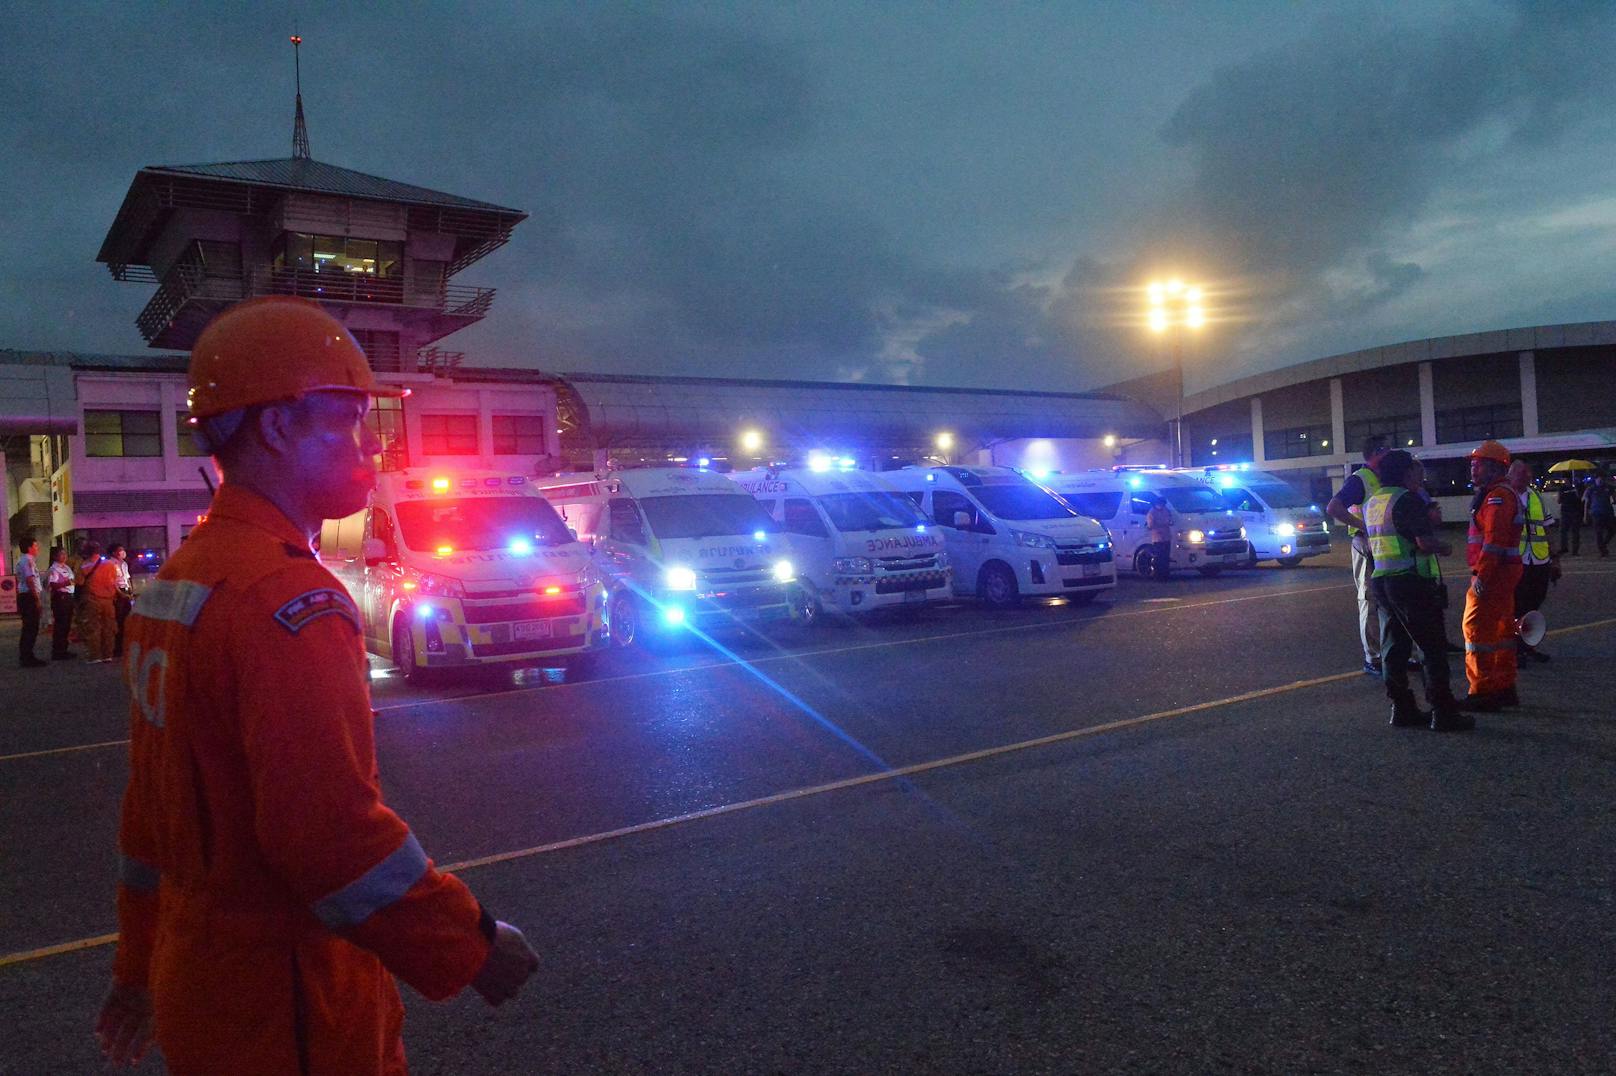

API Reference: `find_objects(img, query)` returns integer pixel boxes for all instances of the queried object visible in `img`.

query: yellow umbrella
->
[1548,459,1598,473]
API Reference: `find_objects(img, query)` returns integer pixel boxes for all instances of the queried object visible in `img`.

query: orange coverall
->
[1462,479,1524,696]
[114,485,492,1075]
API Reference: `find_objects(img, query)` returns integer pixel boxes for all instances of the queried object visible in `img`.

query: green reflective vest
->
[1518,489,1550,560]
[1347,466,1381,536]
[1366,486,1439,579]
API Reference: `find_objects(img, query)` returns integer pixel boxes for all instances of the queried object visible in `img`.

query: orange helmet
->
[186,296,405,420]
[1469,439,1511,465]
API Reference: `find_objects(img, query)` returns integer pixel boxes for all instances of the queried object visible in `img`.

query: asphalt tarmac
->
[2,545,1613,1074]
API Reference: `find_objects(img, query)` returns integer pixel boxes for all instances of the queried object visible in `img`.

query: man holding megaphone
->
[1364,451,1467,730]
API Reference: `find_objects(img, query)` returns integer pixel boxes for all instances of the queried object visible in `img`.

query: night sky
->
[3,2,1613,393]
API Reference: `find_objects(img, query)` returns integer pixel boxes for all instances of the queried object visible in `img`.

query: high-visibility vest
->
[1346,466,1381,536]
[1519,489,1550,560]
[1365,487,1439,579]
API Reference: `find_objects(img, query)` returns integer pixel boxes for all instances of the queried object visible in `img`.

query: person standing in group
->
[74,541,105,651]
[1460,440,1524,712]
[1363,451,1467,731]
[1508,460,1557,664]
[13,534,46,668]
[45,545,78,660]
[1589,477,1616,557]
[1556,479,1583,556]
[107,543,135,658]
[81,548,123,664]
[1326,435,1392,676]
[95,297,538,1075]
[1144,493,1174,580]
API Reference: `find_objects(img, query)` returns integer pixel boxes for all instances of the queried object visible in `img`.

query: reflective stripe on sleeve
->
[311,832,430,930]
[1480,543,1520,557]
[119,854,160,892]
[134,580,214,627]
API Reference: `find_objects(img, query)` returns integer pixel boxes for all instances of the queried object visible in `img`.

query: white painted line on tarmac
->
[12,614,1616,969]
[0,739,129,764]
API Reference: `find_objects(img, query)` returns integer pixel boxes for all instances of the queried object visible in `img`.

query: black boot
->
[1431,708,1476,732]
[1390,697,1428,728]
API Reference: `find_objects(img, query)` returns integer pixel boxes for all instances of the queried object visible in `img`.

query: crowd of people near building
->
[11,537,135,668]
[1326,433,1611,732]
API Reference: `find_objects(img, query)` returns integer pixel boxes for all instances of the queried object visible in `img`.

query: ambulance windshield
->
[819,492,929,532]
[971,482,1078,521]
[638,494,781,539]
[1160,486,1229,514]
[396,497,573,552]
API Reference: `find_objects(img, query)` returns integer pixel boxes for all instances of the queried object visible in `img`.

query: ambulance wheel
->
[978,562,1020,608]
[1246,546,1260,568]
[1197,566,1222,577]
[1133,548,1153,577]
[791,583,822,629]
[392,617,436,687]
[608,592,640,648]
[1277,555,1304,568]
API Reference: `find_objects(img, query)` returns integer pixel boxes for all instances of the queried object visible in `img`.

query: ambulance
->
[727,465,951,616]
[1039,469,1249,577]
[534,467,808,647]
[1190,467,1332,566]
[318,469,610,684]
[882,466,1116,607]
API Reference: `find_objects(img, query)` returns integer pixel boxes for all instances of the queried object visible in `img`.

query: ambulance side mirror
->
[362,538,389,566]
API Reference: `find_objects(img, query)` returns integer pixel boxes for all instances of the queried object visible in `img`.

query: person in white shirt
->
[45,545,78,660]
[1508,460,1558,663]
[107,543,135,657]
[14,535,45,667]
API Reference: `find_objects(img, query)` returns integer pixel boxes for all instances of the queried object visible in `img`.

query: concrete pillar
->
[1251,397,1265,464]
[1329,377,1345,457]
[1419,362,1436,447]
[1519,350,1539,437]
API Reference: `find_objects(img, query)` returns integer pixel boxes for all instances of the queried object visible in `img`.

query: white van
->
[728,466,951,616]
[882,465,1116,607]
[1192,468,1331,566]
[1041,469,1249,577]
[534,468,807,647]
[319,468,610,685]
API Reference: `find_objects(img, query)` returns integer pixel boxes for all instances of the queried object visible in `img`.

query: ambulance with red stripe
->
[319,469,610,684]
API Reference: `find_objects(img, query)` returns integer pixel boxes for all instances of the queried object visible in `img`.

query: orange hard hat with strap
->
[187,296,404,420]
[1469,439,1511,465]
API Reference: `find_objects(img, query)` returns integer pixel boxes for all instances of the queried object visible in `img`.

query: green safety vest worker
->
[1346,465,1382,537]
[1519,488,1550,560]
[1365,486,1439,579]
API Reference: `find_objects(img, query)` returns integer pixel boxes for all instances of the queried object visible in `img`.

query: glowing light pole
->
[1147,279,1205,468]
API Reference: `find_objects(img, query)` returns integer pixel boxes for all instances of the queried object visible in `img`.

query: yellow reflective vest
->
[1518,488,1550,560]
[1365,487,1439,579]
[1346,466,1381,537]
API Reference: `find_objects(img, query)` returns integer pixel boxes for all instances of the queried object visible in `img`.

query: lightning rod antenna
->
[291,33,310,159]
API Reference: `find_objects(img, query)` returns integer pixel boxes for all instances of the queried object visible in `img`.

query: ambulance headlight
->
[1274,522,1295,537]
[1013,529,1057,549]
[664,565,698,591]
[414,572,465,598]
[832,557,873,575]
[1186,529,1206,544]
[773,559,796,583]
[1239,526,1248,539]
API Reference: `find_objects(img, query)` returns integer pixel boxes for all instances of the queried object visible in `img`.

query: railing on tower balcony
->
[417,348,465,373]
[135,245,245,342]
[248,268,496,319]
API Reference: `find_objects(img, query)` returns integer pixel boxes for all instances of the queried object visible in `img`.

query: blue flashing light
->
[1127,476,1142,489]
[915,524,927,533]
[838,456,856,469]
[508,537,534,555]
[416,603,435,619]
[1217,474,1236,488]
[696,457,712,468]
[924,472,935,482]
[808,452,833,473]
[752,530,767,542]
[662,605,687,626]
[1028,467,1051,480]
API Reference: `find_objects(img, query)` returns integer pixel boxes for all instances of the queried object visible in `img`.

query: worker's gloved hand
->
[471,921,540,1007]
[94,980,154,1067]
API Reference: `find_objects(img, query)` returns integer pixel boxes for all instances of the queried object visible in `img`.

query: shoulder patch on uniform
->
[1486,496,1505,505]
[272,588,359,634]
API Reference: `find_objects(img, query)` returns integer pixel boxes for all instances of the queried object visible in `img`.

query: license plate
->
[1081,564,1101,577]
[904,588,927,603]
[513,620,553,641]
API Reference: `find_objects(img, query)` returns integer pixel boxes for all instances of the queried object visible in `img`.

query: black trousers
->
[1514,563,1551,617]
[1596,516,1616,556]
[1558,519,1581,555]
[17,592,41,663]
[1147,540,1172,579]
[1372,575,1455,710]
[51,592,75,655]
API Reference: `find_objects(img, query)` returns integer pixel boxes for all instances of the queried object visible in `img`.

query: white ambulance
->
[882,466,1116,607]
[727,466,951,616]
[1192,467,1332,566]
[319,469,610,685]
[1040,469,1249,577]
[534,467,808,647]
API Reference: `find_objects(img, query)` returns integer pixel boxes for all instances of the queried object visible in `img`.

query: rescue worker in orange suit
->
[95,297,539,1073]
[1460,439,1524,712]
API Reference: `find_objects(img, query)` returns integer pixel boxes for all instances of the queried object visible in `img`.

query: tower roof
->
[138,157,521,214]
